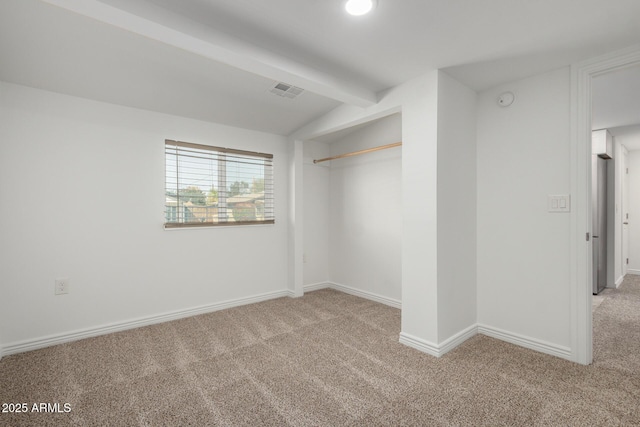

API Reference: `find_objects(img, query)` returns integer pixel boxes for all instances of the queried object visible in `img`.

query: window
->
[165,140,274,228]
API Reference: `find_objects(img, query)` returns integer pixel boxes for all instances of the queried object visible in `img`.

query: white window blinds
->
[165,140,274,228]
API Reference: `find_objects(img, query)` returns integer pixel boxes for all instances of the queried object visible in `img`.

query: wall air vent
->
[270,82,304,99]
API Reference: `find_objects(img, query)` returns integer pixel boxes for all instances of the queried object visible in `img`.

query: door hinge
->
[627,258,629,265]
[586,232,590,242]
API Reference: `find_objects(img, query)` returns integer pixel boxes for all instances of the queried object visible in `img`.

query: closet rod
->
[313,141,402,164]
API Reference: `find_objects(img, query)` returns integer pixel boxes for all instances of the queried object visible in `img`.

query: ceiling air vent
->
[270,82,304,99]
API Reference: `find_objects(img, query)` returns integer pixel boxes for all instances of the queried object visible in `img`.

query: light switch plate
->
[548,195,571,213]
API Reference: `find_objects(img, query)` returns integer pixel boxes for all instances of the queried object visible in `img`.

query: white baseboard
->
[328,281,401,309]
[439,324,479,355]
[2,285,574,365]
[401,324,572,362]
[626,269,640,276]
[477,324,572,361]
[303,281,331,292]
[399,332,441,357]
[615,275,625,287]
[303,281,401,309]
[399,324,477,358]
[0,289,292,358]
[304,285,571,362]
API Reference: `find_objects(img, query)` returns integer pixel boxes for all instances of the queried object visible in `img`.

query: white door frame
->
[571,44,640,365]
[622,144,629,279]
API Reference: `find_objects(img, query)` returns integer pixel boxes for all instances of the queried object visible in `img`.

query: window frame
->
[164,139,274,229]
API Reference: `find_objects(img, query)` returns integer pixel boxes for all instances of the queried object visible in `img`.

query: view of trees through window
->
[165,140,274,227]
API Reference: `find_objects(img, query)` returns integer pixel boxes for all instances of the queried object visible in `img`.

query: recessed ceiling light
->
[345,0,376,16]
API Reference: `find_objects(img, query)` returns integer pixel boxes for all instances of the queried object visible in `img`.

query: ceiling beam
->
[41,0,378,108]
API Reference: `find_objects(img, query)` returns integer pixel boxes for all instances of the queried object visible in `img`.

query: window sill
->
[163,222,275,231]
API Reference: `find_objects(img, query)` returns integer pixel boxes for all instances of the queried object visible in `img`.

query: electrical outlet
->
[54,278,69,295]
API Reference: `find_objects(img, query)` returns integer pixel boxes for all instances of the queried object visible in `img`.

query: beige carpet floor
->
[1,277,640,426]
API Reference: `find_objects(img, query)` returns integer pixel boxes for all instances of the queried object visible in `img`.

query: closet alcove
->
[302,113,402,307]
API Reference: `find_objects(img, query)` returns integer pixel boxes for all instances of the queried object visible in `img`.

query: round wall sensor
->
[497,91,515,107]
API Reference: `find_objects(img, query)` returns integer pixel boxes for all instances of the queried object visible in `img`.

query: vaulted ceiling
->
[2,0,640,135]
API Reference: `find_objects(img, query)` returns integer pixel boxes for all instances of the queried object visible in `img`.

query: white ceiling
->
[609,124,640,152]
[592,64,640,151]
[2,0,640,136]
[0,0,342,135]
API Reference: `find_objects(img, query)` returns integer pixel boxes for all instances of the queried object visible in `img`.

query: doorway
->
[592,64,640,293]
[572,47,640,365]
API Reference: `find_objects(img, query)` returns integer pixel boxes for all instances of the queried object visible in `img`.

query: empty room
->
[2,0,640,425]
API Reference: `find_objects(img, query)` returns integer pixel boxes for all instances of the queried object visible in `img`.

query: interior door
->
[622,146,629,277]
[592,155,599,293]
[598,157,608,293]
[592,155,608,294]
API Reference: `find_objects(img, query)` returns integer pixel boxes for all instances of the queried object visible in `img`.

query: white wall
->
[621,144,629,280]
[436,72,477,340]
[607,150,620,288]
[302,114,402,303]
[292,72,441,347]
[288,139,304,297]
[292,65,583,359]
[476,67,572,349]
[627,150,640,274]
[327,114,402,301]
[303,140,331,286]
[398,73,441,345]
[612,132,640,279]
[0,82,289,351]
[293,71,480,354]
[610,139,622,286]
